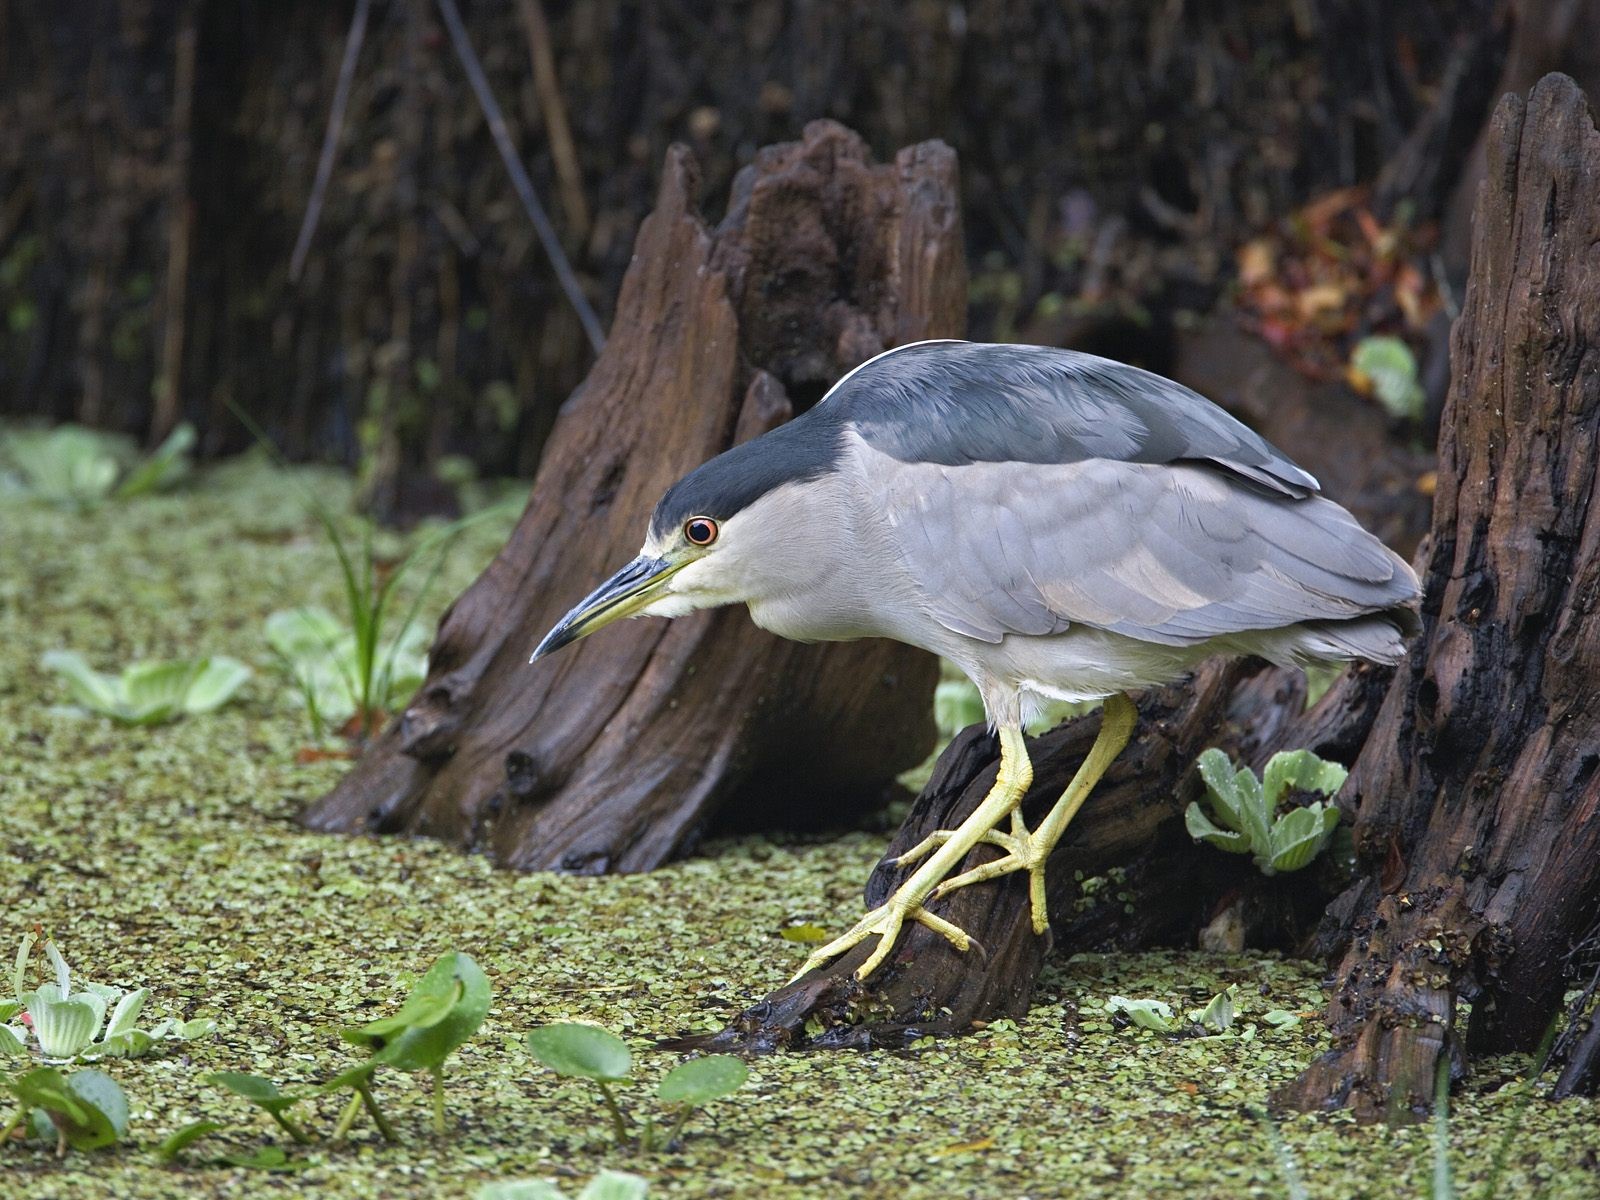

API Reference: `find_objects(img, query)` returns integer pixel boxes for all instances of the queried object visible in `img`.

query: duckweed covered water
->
[2,461,1595,1199]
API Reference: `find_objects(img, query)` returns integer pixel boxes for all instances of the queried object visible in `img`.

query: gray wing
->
[870,453,1417,646]
[828,341,1321,499]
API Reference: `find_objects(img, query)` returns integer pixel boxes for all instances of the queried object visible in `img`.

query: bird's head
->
[529,423,838,662]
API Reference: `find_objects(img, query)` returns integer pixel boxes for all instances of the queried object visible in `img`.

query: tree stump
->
[302,121,963,871]
[1276,73,1600,1118]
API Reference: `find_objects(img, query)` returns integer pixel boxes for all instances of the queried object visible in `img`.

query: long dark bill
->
[528,555,683,662]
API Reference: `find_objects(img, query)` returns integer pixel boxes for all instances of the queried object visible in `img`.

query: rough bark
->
[1276,74,1600,1118]
[302,122,962,871]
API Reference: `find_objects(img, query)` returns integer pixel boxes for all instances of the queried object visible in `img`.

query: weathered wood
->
[1277,74,1600,1118]
[302,122,962,871]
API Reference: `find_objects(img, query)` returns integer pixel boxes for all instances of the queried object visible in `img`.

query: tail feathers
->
[1244,609,1419,668]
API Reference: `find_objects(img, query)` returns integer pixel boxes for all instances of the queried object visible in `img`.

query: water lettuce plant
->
[525,1022,748,1151]
[478,1172,650,1200]
[3,934,214,1061]
[41,650,251,726]
[1185,748,1347,876]
[2,1066,129,1157]
[0,421,194,510]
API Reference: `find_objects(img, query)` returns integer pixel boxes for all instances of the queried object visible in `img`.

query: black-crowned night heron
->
[531,341,1420,980]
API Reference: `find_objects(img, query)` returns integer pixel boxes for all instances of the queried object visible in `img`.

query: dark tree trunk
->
[699,79,1600,1118]
[1276,73,1600,1118]
[302,122,963,872]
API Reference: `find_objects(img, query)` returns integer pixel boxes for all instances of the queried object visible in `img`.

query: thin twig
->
[289,0,373,283]
[153,1,199,441]
[514,0,590,239]
[435,0,605,353]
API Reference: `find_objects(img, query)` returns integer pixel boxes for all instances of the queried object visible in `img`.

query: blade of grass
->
[1433,1056,1455,1200]
[1255,1108,1310,1200]
[1476,1020,1560,1200]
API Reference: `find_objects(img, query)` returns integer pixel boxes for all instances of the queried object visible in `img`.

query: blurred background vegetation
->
[0,0,1519,519]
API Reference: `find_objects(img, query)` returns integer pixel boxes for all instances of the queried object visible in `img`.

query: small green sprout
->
[1350,335,1425,422]
[204,1073,314,1143]
[478,1171,650,1200]
[337,949,492,1135]
[0,421,194,510]
[525,1022,748,1152]
[1185,748,1347,876]
[197,950,490,1151]
[6,935,214,1062]
[41,650,251,726]
[2,1067,129,1156]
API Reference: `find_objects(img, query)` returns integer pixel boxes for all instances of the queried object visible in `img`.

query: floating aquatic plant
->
[1,1066,129,1157]
[1184,748,1347,876]
[40,650,251,726]
[0,421,194,510]
[4,934,213,1062]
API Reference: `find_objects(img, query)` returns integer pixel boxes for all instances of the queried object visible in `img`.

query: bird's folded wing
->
[872,456,1416,646]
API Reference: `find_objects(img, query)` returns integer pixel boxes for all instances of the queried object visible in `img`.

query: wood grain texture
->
[1278,73,1600,1117]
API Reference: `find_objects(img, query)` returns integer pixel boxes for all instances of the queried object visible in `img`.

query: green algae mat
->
[2,462,1596,1200]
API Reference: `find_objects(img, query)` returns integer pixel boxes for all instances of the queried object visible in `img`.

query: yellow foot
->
[929,829,1052,935]
[792,894,978,983]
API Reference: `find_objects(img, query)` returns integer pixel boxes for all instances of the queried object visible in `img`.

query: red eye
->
[684,517,718,546]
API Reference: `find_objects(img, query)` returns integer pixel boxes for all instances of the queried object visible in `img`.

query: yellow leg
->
[930,693,1138,933]
[794,725,1034,982]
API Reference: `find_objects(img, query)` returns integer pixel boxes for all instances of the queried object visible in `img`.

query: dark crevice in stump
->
[302,121,964,871]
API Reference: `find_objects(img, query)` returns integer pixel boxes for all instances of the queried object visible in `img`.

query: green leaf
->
[182,657,252,714]
[157,1119,223,1162]
[0,1024,26,1056]
[1262,750,1349,807]
[65,1070,129,1144]
[114,422,195,498]
[177,1017,216,1040]
[656,1055,748,1105]
[1263,1009,1302,1029]
[45,939,71,996]
[1106,996,1178,1033]
[1184,802,1251,854]
[94,1029,155,1059]
[220,1145,310,1172]
[525,1023,632,1082]
[1266,804,1343,875]
[1195,749,1244,831]
[205,1071,305,1116]
[30,996,101,1058]
[579,1171,651,1200]
[1352,335,1425,421]
[264,606,346,663]
[102,987,148,1040]
[1193,985,1238,1032]
[12,931,36,999]
[476,1182,569,1200]
[16,1068,127,1151]
[357,951,491,1073]
[39,650,122,717]
[1233,765,1272,853]
[121,659,203,724]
